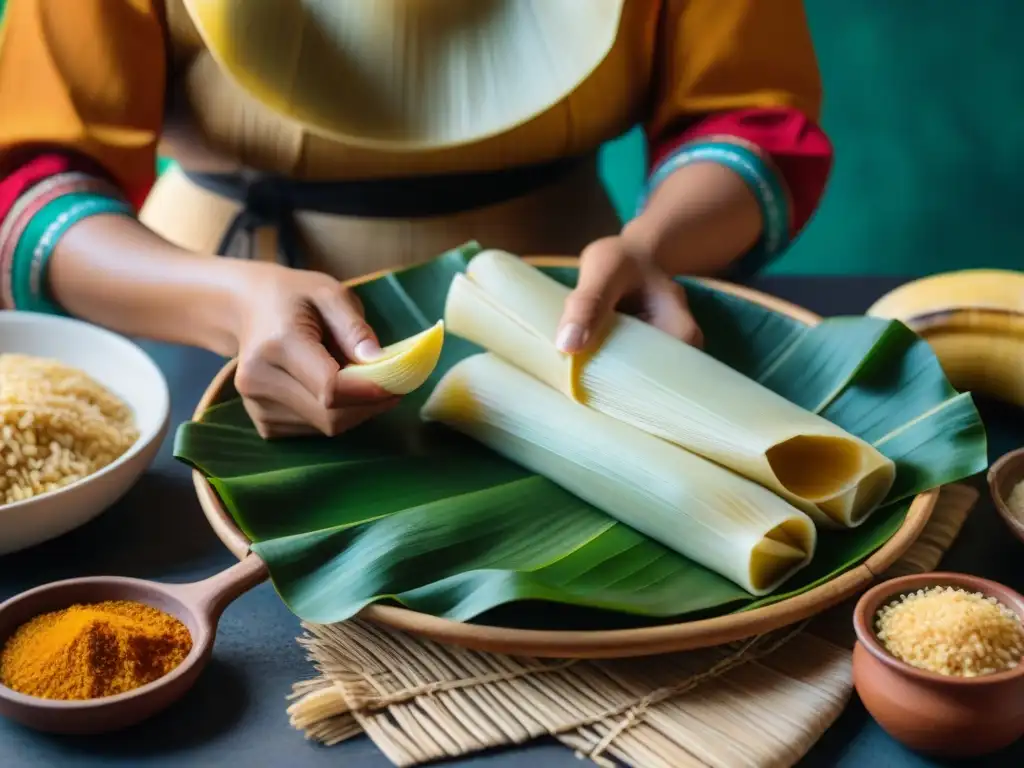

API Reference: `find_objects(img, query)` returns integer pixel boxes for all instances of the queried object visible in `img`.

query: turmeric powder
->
[0,600,192,700]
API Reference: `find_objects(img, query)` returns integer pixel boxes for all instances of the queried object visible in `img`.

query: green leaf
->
[254,477,754,624]
[174,245,988,629]
[743,498,910,612]
[754,317,893,411]
[681,280,808,381]
[815,323,988,501]
[252,477,753,624]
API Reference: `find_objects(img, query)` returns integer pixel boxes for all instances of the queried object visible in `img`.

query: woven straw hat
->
[183,0,626,150]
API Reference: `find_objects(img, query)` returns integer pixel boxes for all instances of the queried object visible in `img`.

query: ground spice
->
[0,600,192,700]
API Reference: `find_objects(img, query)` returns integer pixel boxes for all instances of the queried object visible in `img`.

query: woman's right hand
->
[229,262,400,439]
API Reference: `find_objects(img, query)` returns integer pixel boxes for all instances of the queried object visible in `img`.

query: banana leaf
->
[174,244,988,629]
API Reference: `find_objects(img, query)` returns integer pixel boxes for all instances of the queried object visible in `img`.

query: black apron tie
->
[190,155,588,269]
[214,175,304,269]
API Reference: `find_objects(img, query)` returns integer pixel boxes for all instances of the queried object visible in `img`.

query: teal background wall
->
[598,127,647,225]
[778,1,1024,275]
[599,1,1024,276]
[4,1,1023,275]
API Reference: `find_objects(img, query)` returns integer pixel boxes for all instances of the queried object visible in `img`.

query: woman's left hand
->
[556,236,703,354]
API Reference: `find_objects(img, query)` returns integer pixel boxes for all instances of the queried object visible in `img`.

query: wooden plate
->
[191,257,937,659]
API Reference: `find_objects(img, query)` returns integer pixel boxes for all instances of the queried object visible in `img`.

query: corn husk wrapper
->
[444,250,897,528]
[422,352,817,595]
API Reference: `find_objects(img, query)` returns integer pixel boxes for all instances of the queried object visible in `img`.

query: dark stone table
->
[2,276,1021,767]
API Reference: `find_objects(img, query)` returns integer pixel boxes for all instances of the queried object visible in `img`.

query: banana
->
[866,270,1024,405]
[341,320,445,395]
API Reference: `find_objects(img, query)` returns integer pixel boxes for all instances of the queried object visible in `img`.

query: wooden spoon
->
[0,555,268,734]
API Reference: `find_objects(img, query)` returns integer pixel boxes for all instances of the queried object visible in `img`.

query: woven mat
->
[286,484,978,768]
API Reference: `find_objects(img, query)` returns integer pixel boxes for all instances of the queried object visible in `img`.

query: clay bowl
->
[852,572,1024,758]
[988,447,1024,544]
[0,555,267,734]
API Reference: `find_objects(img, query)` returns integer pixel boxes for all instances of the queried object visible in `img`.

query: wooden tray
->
[191,257,937,659]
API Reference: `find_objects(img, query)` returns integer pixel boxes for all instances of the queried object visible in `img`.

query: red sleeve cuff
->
[648,107,833,235]
[0,150,131,226]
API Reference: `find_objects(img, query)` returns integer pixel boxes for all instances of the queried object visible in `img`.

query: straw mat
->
[286,484,978,767]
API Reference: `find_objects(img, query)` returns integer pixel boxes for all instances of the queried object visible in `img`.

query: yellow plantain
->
[341,321,445,395]
[867,270,1024,405]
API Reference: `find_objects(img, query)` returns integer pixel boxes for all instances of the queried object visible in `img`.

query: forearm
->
[48,215,243,357]
[621,161,762,276]
[635,107,834,278]
[0,151,242,355]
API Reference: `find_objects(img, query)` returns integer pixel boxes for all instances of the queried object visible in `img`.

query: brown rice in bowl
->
[0,355,139,506]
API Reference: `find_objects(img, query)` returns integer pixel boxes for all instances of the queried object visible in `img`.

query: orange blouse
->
[0,0,824,205]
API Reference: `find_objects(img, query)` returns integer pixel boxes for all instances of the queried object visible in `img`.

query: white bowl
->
[0,312,170,555]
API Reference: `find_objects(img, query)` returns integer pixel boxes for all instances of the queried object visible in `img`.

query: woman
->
[0,0,831,438]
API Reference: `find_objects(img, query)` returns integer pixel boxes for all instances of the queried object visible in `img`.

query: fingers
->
[236,348,400,438]
[312,286,383,364]
[248,398,399,440]
[273,333,343,405]
[240,368,400,439]
[556,237,636,354]
[555,236,705,355]
[241,400,320,440]
[646,278,704,349]
[251,330,392,407]
[235,276,403,440]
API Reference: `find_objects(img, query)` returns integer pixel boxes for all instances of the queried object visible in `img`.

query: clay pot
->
[852,572,1024,758]
[988,447,1024,545]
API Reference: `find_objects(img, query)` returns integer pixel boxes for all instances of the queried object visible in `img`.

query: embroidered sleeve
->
[0,152,131,312]
[641,0,832,276]
[0,0,167,210]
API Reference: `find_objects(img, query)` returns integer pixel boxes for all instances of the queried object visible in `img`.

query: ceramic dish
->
[988,447,1024,544]
[189,258,939,659]
[0,556,267,734]
[0,312,170,555]
[852,572,1024,758]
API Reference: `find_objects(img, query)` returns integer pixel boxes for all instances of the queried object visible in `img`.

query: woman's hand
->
[556,236,703,354]
[230,263,400,439]
[48,212,397,440]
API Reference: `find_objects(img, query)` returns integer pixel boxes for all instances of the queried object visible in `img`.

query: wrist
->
[200,258,281,359]
[42,210,258,356]
[84,250,249,359]
[624,159,767,278]
[619,218,667,274]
